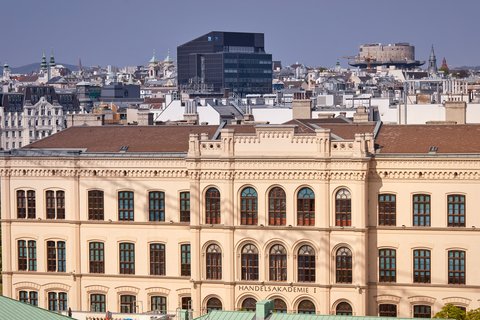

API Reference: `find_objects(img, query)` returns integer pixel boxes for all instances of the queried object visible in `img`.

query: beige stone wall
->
[1,128,479,318]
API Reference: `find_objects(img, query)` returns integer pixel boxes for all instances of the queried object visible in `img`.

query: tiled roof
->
[0,295,72,320]
[24,125,219,153]
[375,124,480,154]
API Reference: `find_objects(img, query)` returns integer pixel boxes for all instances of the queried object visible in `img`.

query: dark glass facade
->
[177,31,272,96]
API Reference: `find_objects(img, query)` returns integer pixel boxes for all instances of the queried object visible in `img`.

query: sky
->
[1,0,479,68]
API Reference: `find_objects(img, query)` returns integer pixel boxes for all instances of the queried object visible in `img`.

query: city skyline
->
[1,0,479,68]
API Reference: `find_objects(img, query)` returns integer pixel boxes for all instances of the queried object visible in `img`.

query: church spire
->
[40,52,48,71]
[428,45,437,76]
[49,49,56,67]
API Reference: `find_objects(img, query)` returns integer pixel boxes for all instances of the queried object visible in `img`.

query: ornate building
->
[1,121,479,318]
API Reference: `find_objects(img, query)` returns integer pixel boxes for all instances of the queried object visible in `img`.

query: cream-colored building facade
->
[1,123,479,318]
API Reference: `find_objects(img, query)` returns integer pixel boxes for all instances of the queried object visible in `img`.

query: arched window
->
[241,187,258,225]
[298,245,315,282]
[336,302,353,315]
[205,188,221,224]
[241,244,259,281]
[336,247,352,283]
[268,187,286,225]
[297,187,315,226]
[206,297,222,312]
[269,244,287,281]
[298,299,316,314]
[206,244,222,280]
[241,298,257,311]
[273,298,287,313]
[335,188,351,226]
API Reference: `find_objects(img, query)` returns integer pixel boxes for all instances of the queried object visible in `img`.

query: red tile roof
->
[376,124,480,154]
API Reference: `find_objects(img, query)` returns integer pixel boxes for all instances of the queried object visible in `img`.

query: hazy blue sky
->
[2,0,479,68]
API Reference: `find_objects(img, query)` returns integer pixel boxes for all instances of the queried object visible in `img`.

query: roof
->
[23,125,219,153]
[193,311,420,320]
[195,310,254,320]
[284,119,375,139]
[375,124,480,154]
[0,295,72,320]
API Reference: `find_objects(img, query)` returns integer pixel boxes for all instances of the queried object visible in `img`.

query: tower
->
[49,50,56,68]
[427,45,437,76]
[40,52,48,73]
[3,63,11,81]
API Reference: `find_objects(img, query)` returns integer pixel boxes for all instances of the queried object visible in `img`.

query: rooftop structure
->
[177,31,273,96]
[349,43,425,69]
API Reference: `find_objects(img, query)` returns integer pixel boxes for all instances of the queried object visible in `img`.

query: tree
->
[434,304,466,320]
[467,308,480,320]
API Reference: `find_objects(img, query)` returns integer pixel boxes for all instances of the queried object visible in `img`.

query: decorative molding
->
[13,281,41,291]
[115,286,140,294]
[442,297,471,306]
[375,294,402,303]
[176,288,191,295]
[85,285,109,293]
[146,287,171,295]
[43,282,71,292]
[408,296,436,305]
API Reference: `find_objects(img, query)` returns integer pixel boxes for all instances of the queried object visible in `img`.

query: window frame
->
[269,244,287,281]
[240,187,258,225]
[88,190,104,220]
[447,194,465,227]
[45,190,65,220]
[378,304,397,317]
[297,187,315,226]
[89,242,105,274]
[268,187,286,226]
[119,242,135,275]
[413,249,431,283]
[335,247,352,283]
[179,191,190,223]
[149,243,166,276]
[180,243,191,277]
[378,193,396,226]
[118,191,134,221]
[412,194,431,227]
[90,293,106,312]
[297,245,315,282]
[148,191,165,222]
[335,188,351,227]
[205,187,221,224]
[379,248,396,283]
[16,189,36,219]
[448,250,466,284]
[206,244,222,280]
[46,240,66,272]
[241,244,259,281]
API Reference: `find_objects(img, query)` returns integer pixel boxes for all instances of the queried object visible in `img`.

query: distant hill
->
[11,63,79,74]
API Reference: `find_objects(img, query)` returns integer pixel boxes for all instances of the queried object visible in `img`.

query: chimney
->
[292,99,312,120]
[444,101,466,124]
[255,300,274,320]
[184,99,199,125]
[353,105,369,123]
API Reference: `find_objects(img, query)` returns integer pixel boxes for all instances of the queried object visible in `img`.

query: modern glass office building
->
[177,31,272,96]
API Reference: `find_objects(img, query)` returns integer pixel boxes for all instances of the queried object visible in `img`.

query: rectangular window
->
[119,242,135,274]
[413,194,431,226]
[149,191,165,221]
[413,305,432,318]
[181,297,192,310]
[181,244,191,276]
[379,304,397,317]
[47,241,66,272]
[378,194,396,226]
[448,250,465,284]
[89,242,105,273]
[88,190,104,220]
[151,296,167,313]
[46,190,65,219]
[447,195,465,227]
[150,243,166,275]
[18,240,27,271]
[17,190,36,219]
[413,249,431,283]
[19,291,38,306]
[90,294,106,312]
[180,192,190,223]
[120,295,136,313]
[379,249,396,282]
[28,240,37,271]
[118,191,134,221]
